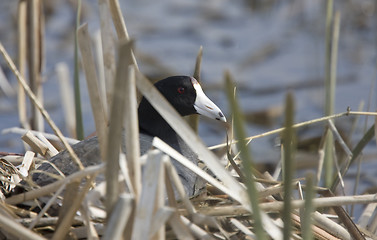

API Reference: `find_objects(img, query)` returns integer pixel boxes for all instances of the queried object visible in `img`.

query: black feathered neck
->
[138,98,177,140]
[137,76,197,140]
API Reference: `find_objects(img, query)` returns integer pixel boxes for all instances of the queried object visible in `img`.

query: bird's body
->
[32,76,226,196]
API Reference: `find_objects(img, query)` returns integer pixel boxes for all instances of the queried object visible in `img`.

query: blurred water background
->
[1,0,377,214]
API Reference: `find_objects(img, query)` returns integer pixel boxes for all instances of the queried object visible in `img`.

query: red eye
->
[177,87,185,94]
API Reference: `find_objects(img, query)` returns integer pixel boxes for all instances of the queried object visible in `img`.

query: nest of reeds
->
[0,1,377,240]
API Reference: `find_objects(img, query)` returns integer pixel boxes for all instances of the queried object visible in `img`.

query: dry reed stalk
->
[105,40,134,215]
[0,43,84,170]
[209,111,352,150]
[69,224,104,239]
[107,0,139,70]
[85,180,106,207]
[165,159,196,215]
[93,31,108,117]
[0,212,46,240]
[98,0,116,107]
[0,203,20,219]
[18,151,34,178]
[30,167,65,182]
[80,201,100,240]
[162,155,196,215]
[258,183,285,199]
[348,111,377,116]
[163,155,224,233]
[313,211,351,240]
[210,110,377,152]
[166,171,223,235]
[191,205,249,217]
[192,193,377,220]
[291,213,339,240]
[102,194,134,240]
[317,128,329,185]
[15,216,75,227]
[56,63,76,138]
[17,216,82,228]
[28,184,66,229]
[2,127,79,145]
[358,203,377,228]
[180,215,215,240]
[107,0,128,40]
[118,153,136,196]
[0,155,26,166]
[230,218,255,238]
[358,228,377,240]
[87,204,106,221]
[124,66,141,199]
[192,213,223,230]
[55,180,81,230]
[52,175,95,240]
[328,119,352,157]
[35,132,59,156]
[149,207,174,239]
[164,168,193,239]
[227,149,245,181]
[132,151,164,240]
[27,0,44,132]
[320,191,365,240]
[135,71,247,205]
[164,165,177,209]
[17,0,30,131]
[368,213,377,234]
[272,156,282,180]
[5,164,104,205]
[167,214,194,240]
[21,131,54,158]
[153,137,234,200]
[332,124,375,191]
[77,23,108,161]
[152,155,167,240]
[259,194,377,212]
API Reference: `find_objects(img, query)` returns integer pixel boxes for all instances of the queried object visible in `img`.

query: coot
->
[32,76,226,196]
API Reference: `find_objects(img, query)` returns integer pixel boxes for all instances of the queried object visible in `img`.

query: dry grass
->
[0,0,377,239]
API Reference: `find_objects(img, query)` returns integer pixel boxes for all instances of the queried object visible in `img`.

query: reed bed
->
[0,1,377,239]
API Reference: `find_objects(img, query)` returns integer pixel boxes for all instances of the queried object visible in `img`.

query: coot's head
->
[154,76,226,122]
